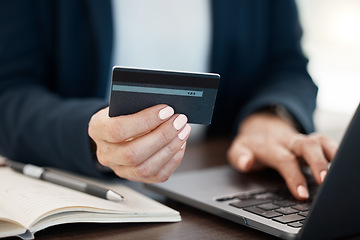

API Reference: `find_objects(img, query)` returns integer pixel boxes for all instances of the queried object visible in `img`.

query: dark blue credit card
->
[109,66,220,125]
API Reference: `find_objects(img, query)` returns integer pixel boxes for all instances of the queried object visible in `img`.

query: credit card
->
[109,66,220,125]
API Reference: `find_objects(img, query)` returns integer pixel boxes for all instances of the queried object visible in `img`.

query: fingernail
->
[181,142,186,149]
[159,106,174,120]
[320,170,327,183]
[297,185,309,199]
[178,124,191,140]
[173,114,188,130]
[237,155,250,170]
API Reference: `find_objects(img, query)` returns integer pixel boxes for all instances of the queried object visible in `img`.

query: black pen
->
[7,161,124,201]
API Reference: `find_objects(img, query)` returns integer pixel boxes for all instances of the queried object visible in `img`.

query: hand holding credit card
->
[109,67,220,125]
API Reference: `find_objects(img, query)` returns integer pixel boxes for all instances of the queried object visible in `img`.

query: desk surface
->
[5,138,360,240]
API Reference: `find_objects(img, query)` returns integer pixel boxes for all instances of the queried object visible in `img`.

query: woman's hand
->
[88,105,191,183]
[227,112,338,200]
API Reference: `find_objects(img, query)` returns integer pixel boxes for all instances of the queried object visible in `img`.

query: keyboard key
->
[298,211,309,217]
[273,214,305,224]
[292,203,311,211]
[273,200,296,207]
[272,188,292,199]
[244,206,283,219]
[257,203,280,211]
[276,207,299,215]
[230,199,271,208]
[288,222,303,228]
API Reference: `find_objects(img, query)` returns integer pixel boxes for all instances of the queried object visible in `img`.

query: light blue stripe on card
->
[112,84,203,97]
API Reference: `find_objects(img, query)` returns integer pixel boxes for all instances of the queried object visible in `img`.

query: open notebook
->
[0,167,180,239]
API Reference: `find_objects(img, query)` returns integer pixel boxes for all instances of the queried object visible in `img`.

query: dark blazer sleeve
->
[0,1,109,177]
[209,0,317,136]
[236,1,317,134]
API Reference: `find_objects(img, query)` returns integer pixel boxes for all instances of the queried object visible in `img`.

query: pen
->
[7,161,124,201]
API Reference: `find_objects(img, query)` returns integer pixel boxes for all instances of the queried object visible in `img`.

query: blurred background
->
[296,0,360,141]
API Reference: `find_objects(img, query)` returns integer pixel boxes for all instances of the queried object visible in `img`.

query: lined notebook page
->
[0,168,179,229]
[0,205,17,223]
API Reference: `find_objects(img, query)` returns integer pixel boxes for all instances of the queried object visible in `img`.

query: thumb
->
[227,141,256,173]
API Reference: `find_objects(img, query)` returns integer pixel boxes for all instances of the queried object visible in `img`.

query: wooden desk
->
[5,138,360,240]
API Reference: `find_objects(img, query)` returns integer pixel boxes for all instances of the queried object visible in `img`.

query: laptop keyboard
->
[216,184,317,228]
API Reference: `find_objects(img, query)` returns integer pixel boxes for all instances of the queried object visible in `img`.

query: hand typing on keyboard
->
[227,110,338,201]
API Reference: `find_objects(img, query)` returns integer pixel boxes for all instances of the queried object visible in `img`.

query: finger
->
[268,145,309,201]
[154,146,186,182]
[96,104,175,142]
[227,139,264,172]
[291,136,330,185]
[96,113,190,168]
[227,140,255,172]
[315,134,338,162]
[130,126,190,179]
[122,148,186,183]
[112,139,188,183]
[118,115,190,166]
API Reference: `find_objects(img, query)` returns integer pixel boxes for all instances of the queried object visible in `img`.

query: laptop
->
[146,103,360,240]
